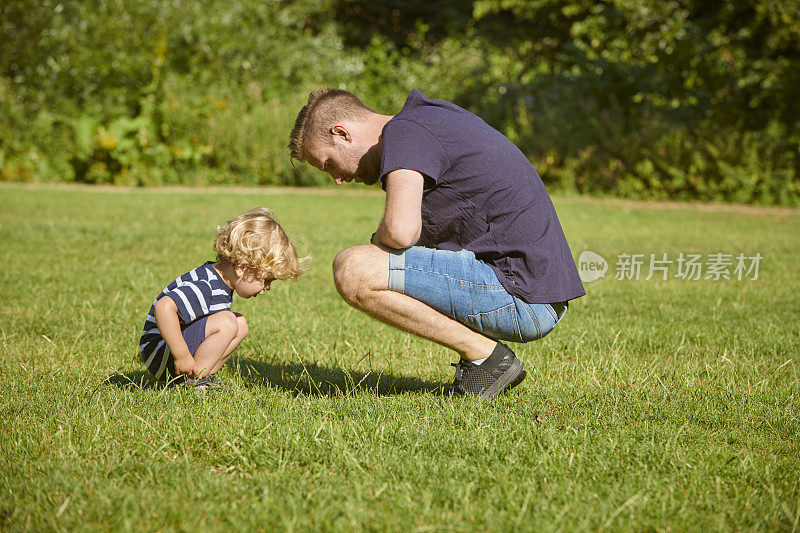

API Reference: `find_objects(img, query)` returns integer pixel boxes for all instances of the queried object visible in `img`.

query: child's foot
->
[172,375,225,392]
[195,374,227,392]
[172,377,196,389]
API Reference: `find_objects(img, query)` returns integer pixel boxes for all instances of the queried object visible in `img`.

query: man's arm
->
[372,169,424,249]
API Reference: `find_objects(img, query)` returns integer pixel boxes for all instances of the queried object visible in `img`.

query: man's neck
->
[364,114,393,156]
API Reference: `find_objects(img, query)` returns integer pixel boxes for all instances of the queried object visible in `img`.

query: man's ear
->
[331,124,352,142]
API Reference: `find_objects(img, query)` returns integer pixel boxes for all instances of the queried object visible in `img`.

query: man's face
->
[305,132,381,186]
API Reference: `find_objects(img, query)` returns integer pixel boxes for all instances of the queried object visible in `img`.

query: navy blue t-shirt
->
[379,90,585,304]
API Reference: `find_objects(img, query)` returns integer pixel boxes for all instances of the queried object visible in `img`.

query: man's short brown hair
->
[288,88,373,161]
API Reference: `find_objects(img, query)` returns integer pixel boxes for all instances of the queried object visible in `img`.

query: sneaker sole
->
[481,358,526,398]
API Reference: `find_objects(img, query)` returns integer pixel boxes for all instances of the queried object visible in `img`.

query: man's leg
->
[332,245,497,361]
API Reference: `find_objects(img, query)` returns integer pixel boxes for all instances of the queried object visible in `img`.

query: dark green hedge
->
[1,0,798,204]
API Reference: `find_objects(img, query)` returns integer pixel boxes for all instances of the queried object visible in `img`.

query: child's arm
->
[153,296,195,377]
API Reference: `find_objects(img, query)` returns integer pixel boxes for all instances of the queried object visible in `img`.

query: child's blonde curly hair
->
[213,207,308,280]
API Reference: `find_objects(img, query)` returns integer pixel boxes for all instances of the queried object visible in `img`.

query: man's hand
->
[374,169,424,249]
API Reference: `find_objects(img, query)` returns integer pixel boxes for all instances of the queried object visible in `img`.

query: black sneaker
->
[450,343,526,398]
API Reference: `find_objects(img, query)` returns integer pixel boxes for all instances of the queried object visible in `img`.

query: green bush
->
[1,0,798,204]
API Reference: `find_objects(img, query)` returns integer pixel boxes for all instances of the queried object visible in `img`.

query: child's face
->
[234,268,273,299]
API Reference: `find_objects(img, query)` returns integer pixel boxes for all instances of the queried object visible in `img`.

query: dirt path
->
[2,182,798,218]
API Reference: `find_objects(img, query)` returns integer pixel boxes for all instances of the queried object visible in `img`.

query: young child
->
[139,207,307,390]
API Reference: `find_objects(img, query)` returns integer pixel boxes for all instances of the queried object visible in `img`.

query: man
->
[289,88,585,397]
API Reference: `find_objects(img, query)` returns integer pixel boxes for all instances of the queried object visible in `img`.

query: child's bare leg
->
[207,315,248,375]
[193,311,245,377]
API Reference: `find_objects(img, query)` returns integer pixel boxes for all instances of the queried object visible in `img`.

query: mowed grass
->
[1,184,798,532]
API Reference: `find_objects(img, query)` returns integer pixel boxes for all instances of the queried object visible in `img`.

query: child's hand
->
[174,355,195,377]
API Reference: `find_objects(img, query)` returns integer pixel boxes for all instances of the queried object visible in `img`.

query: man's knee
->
[332,245,388,305]
[332,246,365,303]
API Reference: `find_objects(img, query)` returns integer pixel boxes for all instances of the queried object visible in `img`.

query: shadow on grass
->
[231,357,447,397]
[104,359,447,397]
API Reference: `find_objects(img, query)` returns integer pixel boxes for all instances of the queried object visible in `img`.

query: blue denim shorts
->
[388,247,568,343]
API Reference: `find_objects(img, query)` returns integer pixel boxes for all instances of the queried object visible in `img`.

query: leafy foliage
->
[1,0,798,203]
[460,0,800,203]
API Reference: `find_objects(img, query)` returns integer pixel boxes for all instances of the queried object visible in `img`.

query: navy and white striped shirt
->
[139,261,233,378]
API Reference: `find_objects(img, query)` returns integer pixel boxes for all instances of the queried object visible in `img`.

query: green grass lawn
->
[1,184,798,531]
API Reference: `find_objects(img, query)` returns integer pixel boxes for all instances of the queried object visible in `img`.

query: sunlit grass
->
[1,184,798,531]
